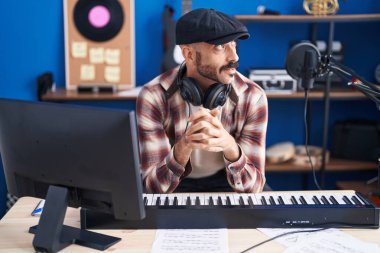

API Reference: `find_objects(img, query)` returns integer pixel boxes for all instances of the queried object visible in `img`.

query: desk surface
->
[1,197,380,253]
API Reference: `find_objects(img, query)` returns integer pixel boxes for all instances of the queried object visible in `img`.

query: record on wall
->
[73,0,124,42]
[65,0,135,90]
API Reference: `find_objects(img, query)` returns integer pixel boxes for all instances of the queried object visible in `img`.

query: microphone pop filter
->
[285,42,321,80]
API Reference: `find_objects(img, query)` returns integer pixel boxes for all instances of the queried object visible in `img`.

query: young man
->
[137,8,268,193]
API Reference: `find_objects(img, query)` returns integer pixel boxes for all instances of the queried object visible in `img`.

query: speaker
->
[332,119,380,162]
[37,72,54,101]
[64,0,135,90]
[176,64,231,110]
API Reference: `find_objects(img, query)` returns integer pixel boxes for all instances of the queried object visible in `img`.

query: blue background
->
[1,0,380,217]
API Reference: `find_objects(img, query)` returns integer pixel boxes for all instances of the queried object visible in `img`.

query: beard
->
[195,52,239,84]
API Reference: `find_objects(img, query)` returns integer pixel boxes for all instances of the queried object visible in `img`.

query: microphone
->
[301,50,318,90]
[285,42,321,90]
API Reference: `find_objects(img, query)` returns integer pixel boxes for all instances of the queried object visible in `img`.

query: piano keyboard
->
[144,191,367,207]
[81,190,380,230]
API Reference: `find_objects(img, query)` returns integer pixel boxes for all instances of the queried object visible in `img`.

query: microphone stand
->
[318,55,380,196]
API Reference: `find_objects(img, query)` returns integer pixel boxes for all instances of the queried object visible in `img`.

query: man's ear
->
[181,45,194,62]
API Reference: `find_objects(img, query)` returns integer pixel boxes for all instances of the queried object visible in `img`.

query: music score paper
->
[151,229,228,253]
[258,228,380,253]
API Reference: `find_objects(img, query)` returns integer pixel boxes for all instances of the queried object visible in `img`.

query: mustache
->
[220,61,239,71]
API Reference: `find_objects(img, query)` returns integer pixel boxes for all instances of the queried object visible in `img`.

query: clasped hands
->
[183,107,240,161]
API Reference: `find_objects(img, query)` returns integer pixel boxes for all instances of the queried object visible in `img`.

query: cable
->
[304,89,322,190]
[184,101,192,133]
[240,227,328,253]
[240,224,380,253]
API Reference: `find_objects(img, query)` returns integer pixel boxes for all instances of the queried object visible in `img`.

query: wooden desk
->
[1,197,380,253]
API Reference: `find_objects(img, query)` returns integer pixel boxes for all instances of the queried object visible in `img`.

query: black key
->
[195,196,201,206]
[217,196,223,206]
[164,196,169,206]
[312,196,321,205]
[329,196,339,205]
[269,196,276,205]
[209,196,214,206]
[239,196,245,206]
[143,196,148,206]
[186,196,191,206]
[173,197,178,206]
[300,196,307,205]
[351,196,362,205]
[248,196,254,206]
[291,196,298,205]
[343,196,353,205]
[278,196,285,205]
[261,196,267,205]
[226,196,232,206]
[321,196,330,205]
[156,197,161,206]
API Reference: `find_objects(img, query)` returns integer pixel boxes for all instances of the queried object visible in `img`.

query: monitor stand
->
[28,185,121,252]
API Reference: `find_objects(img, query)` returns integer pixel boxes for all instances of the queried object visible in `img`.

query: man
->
[137,8,268,193]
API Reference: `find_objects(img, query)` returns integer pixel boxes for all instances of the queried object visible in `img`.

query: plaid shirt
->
[137,67,268,193]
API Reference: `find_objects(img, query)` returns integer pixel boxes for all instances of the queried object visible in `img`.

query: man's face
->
[194,41,239,85]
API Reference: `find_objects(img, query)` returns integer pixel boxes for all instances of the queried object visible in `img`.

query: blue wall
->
[1,1,380,215]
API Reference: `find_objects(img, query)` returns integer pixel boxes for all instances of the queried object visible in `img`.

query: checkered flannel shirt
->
[137,67,268,193]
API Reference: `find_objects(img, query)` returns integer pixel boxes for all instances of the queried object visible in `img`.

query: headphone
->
[176,62,231,110]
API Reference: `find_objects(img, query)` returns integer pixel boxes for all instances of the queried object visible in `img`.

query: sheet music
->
[151,229,228,253]
[258,228,380,253]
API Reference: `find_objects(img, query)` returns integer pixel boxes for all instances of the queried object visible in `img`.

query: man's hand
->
[185,107,240,162]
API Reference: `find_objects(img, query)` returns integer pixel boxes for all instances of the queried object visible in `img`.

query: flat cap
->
[176,8,250,45]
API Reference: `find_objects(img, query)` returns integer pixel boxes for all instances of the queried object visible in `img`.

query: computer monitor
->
[0,98,145,252]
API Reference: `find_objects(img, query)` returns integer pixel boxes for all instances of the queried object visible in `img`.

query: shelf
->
[235,14,380,23]
[41,87,368,102]
[336,181,378,194]
[266,89,367,100]
[336,181,380,206]
[266,158,377,172]
[42,87,142,101]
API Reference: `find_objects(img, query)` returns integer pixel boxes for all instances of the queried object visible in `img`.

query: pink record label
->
[88,5,110,28]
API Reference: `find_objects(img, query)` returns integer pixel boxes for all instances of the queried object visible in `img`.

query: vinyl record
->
[73,0,124,42]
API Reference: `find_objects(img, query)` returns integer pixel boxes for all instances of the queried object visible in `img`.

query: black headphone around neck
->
[176,62,231,110]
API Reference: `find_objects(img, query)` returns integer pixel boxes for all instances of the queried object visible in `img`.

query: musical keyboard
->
[81,190,379,229]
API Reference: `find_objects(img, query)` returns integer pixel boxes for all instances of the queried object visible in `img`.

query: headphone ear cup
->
[203,83,227,110]
[180,77,203,106]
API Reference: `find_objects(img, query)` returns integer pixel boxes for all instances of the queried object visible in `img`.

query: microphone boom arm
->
[318,56,380,110]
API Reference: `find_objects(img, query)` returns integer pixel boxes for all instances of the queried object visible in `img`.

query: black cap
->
[176,8,250,45]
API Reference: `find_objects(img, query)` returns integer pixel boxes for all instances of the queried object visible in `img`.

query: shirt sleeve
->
[136,86,188,193]
[224,91,268,193]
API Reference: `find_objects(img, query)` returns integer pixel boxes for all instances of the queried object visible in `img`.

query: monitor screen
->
[0,98,145,251]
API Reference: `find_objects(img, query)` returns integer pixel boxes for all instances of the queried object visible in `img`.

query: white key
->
[143,194,154,206]
[279,193,293,205]
[248,193,260,205]
[233,193,249,206]
[225,193,237,205]
[152,194,163,206]
[351,193,365,205]
[333,193,347,205]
